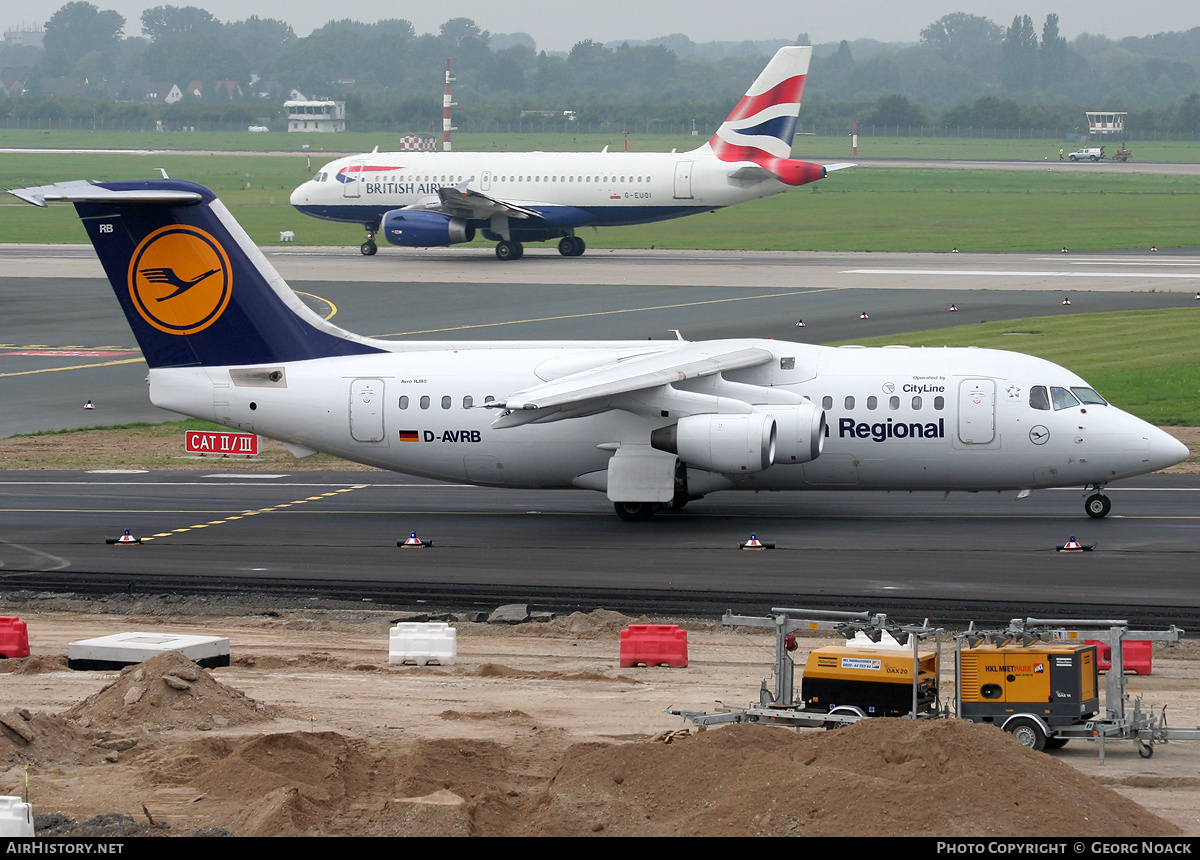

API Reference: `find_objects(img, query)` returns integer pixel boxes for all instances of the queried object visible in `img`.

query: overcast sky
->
[8,1,1198,48]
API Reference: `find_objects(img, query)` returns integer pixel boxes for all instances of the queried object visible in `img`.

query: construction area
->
[2,594,1200,837]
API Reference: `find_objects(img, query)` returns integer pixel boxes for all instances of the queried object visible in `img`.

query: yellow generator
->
[957,642,1098,749]
[801,638,939,718]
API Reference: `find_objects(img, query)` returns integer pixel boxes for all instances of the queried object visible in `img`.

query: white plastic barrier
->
[0,796,34,837]
[389,622,457,666]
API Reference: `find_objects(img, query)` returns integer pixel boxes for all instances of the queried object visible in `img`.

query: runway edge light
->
[739,533,776,550]
[106,529,142,545]
[399,531,433,548]
[1056,534,1094,552]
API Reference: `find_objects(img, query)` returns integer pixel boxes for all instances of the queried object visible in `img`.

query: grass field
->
[4,127,1200,161]
[2,148,1198,251]
[832,307,1200,425]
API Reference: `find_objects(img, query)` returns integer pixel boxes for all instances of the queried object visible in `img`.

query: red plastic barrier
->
[620,624,688,668]
[1087,639,1153,675]
[0,617,30,659]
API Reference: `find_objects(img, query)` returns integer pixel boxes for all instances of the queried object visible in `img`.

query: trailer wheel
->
[1137,741,1154,759]
[1006,718,1047,751]
[1044,737,1069,750]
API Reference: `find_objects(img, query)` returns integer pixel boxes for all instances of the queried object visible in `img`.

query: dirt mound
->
[522,720,1183,837]
[65,651,275,732]
[473,662,638,682]
[0,656,69,675]
[186,731,379,836]
[0,709,110,767]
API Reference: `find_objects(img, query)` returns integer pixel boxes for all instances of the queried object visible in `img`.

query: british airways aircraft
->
[11,178,1189,520]
[289,46,853,259]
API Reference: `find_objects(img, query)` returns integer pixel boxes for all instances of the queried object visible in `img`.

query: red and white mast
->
[443,58,457,151]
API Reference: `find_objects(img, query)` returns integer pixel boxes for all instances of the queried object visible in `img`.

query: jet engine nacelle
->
[382,210,476,247]
[653,413,777,474]
[762,401,825,464]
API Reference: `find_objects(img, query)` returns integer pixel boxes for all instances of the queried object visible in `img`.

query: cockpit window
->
[1050,386,1081,410]
[1029,385,1050,411]
[1071,386,1107,406]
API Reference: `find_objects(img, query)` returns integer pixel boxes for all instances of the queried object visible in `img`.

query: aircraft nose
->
[1148,427,1189,471]
[289,183,308,206]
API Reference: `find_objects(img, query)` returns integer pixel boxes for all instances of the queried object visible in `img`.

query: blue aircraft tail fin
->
[10,179,383,368]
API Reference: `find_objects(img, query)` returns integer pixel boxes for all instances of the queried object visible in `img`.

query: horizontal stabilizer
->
[9,180,202,207]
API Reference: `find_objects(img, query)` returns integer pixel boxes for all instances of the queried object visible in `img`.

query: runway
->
[1,470,1198,625]
[1,247,1198,621]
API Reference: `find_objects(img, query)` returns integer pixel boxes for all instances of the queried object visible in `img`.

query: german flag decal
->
[399,430,420,442]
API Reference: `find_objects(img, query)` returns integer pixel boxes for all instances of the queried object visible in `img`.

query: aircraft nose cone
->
[1148,428,1189,471]
[289,184,308,206]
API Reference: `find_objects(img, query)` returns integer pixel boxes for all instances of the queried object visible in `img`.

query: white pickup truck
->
[1068,146,1105,161]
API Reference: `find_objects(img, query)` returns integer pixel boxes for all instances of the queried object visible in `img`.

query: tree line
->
[4,3,1200,134]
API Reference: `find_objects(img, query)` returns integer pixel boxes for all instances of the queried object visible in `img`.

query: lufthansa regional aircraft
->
[290,46,852,259]
[10,178,1189,520]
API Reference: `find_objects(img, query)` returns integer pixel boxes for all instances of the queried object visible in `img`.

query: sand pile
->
[65,651,275,732]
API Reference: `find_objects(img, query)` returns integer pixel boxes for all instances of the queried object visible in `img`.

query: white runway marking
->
[844,269,1200,279]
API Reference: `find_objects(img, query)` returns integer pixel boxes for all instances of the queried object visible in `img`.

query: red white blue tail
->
[698,46,826,187]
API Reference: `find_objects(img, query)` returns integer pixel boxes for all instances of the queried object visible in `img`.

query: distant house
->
[38,77,86,98]
[118,77,182,103]
[285,99,345,133]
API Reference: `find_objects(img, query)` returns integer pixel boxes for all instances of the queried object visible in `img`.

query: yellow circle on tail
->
[128,225,232,335]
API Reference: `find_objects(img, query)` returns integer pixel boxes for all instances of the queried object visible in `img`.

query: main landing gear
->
[495,240,524,261]
[1084,485,1111,519]
[558,236,586,257]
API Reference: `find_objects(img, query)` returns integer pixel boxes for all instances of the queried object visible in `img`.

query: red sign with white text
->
[185,430,260,456]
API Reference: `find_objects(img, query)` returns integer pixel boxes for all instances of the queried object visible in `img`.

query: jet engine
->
[382,210,475,247]
[762,401,825,464]
[652,413,776,474]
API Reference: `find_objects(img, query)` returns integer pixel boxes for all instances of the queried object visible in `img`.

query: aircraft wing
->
[404,181,542,222]
[489,343,774,428]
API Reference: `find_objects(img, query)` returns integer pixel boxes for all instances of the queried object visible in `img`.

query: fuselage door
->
[350,378,386,443]
[673,160,695,199]
[957,378,995,445]
[342,160,365,198]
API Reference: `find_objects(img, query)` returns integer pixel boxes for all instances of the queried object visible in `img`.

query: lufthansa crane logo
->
[128,226,232,335]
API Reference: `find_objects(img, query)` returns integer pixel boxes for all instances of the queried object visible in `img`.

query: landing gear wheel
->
[495,240,523,261]
[558,236,586,257]
[360,240,377,256]
[613,501,657,522]
[1085,493,1111,519]
[1005,718,1047,752]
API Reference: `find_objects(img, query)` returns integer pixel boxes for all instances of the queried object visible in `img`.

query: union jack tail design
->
[702,46,825,187]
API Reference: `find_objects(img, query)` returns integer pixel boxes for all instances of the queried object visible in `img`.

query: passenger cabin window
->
[1051,386,1081,410]
[1029,386,1050,411]
[441,396,451,410]
[867,396,877,410]
[934,396,945,410]
[912,396,923,410]
[399,396,409,409]
[889,396,900,410]
[463,395,474,409]
[822,396,833,410]
[420,395,430,410]
[844,396,855,410]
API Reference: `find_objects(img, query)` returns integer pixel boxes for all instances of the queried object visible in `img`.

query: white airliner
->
[290,46,853,259]
[11,179,1189,520]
